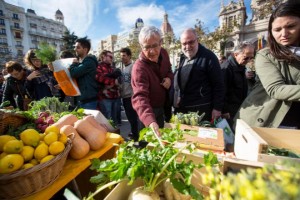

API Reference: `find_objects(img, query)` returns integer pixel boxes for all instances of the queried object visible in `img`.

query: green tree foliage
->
[127,37,141,61]
[62,29,78,52]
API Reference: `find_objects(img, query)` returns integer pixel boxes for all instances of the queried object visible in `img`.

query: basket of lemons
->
[0,125,72,200]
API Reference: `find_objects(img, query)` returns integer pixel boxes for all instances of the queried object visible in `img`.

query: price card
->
[198,128,218,139]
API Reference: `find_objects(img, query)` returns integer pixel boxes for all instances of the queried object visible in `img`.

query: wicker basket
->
[0,110,28,135]
[0,139,72,200]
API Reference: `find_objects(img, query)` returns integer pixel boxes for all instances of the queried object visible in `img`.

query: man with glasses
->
[131,26,173,138]
[221,41,255,128]
[173,28,225,121]
[96,50,121,126]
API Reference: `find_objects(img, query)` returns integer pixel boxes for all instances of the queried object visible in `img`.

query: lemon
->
[40,155,55,164]
[20,146,35,162]
[3,140,23,154]
[20,129,40,147]
[0,152,7,159]
[0,135,16,152]
[44,132,58,145]
[44,125,60,135]
[39,133,46,141]
[49,141,65,156]
[34,143,48,161]
[58,133,68,145]
[29,159,39,166]
[0,154,24,174]
[22,163,34,169]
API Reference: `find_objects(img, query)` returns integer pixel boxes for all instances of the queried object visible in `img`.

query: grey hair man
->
[131,26,173,138]
[221,41,255,128]
[173,28,225,121]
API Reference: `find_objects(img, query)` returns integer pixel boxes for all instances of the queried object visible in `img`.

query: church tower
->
[160,12,174,47]
[55,9,64,24]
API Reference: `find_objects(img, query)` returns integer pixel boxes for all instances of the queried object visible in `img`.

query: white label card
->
[198,128,218,139]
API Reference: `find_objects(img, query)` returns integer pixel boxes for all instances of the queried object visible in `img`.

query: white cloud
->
[116,3,165,31]
[6,0,99,37]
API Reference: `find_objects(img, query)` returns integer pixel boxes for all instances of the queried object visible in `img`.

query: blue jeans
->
[99,99,118,125]
[79,100,98,110]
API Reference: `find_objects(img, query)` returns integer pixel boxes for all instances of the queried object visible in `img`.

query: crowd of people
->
[1,0,299,143]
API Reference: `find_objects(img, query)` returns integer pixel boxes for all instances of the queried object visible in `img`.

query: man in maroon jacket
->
[131,26,174,138]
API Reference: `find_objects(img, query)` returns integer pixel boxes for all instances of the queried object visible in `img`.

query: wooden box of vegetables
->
[164,123,225,151]
[234,119,300,164]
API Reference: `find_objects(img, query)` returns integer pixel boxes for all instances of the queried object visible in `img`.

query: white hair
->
[138,26,162,44]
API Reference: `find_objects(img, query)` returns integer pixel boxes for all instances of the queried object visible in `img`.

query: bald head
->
[180,28,199,59]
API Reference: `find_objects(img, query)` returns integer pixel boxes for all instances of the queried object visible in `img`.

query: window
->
[0,10,3,16]
[15,32,21,38]
[0,28,5,35]
[17,50,23,56]
[0,38,7,44]
[0,19,4,25]
[30,23,37,28]
[14,23,19,28]
[13,13,19,20]
[16,41,22,46]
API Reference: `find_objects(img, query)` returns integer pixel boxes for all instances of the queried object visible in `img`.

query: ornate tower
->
[55,9,64,24]
[219,0,247,29]
[160,12,174,46]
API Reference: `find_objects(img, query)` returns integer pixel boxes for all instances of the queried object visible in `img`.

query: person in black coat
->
[221,41,255,128]
[173,28,225,121]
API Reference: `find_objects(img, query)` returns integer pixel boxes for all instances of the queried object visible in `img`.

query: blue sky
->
[7,0,252,49]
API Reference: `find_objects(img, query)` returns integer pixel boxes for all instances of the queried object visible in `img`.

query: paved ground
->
[119,110,132,140]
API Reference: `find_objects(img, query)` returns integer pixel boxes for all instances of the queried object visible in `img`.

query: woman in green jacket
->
[235,1,300,128]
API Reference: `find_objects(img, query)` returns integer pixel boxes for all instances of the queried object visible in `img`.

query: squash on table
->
[83,115,107,135]
[74,119,106,151]
[53,114,78,129]
[60,125,90,160]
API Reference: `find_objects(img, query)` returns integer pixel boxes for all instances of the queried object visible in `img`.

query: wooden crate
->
[234,119,300,163]
[164,123,225,151]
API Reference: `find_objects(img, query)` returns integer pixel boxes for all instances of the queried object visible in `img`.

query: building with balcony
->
[0,0,66,68]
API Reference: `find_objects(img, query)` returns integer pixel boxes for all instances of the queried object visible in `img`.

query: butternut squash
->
[83,115,107,135]
[53,114,78,130]
[74,119,106,151]
[60,125,90,160]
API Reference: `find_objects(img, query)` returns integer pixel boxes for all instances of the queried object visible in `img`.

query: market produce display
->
[203,161,300,200]
[170,112,213,127]
[86,127,220,200]
[0,125,67,174]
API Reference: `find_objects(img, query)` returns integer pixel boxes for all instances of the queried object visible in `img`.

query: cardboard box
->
[104,151,219,200]
[234,119,300,163]
[84,109,118,133]
[164,123,225,151]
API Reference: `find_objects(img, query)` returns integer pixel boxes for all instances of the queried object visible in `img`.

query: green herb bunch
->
[203,161,300,200]
[35,42,57,64]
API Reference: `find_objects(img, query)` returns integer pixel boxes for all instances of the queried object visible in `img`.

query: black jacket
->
[175,44,225,111]
[2,71,29,110]
[221,55,248,117]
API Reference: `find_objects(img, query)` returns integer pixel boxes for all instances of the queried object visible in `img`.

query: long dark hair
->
[267,0,300,62]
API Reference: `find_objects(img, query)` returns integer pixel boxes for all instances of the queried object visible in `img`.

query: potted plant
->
[85,127,219,200]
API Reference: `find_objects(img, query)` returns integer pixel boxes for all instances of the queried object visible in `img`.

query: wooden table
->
[22,133,123,200]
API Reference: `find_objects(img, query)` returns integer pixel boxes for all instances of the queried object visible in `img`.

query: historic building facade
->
[218,0,282,56]
[0,0,66,67]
